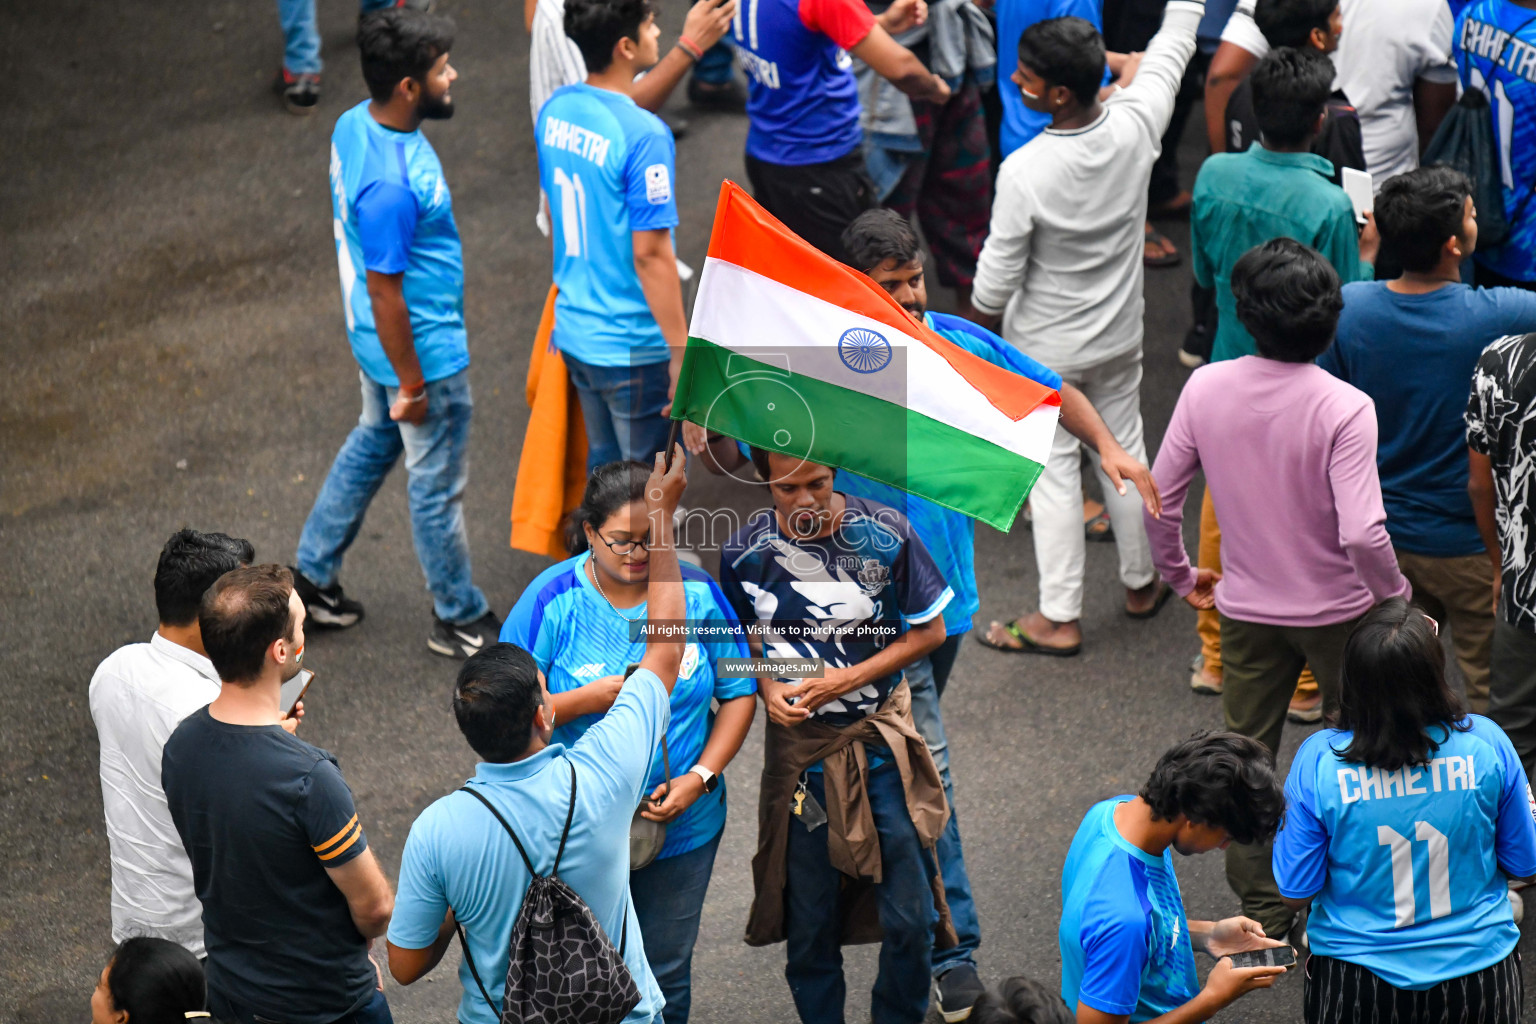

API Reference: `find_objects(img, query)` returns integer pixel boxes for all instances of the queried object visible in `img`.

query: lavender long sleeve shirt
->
[1144,357,1409,627]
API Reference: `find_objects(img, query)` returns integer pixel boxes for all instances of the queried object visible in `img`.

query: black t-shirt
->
[162,707,374,1023]
[1225,80,1366,186]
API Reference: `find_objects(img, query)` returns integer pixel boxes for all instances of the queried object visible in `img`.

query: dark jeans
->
[629,828,724,1024]
[1490,617,1536,780]
[906,641,981,977]
[210,986,392,1024]
[929,633,963,699]
[562,353,673,473]
[1303,950,1522,1024]
[745,149,875,266]
[1219,612,1360,937]
[784,763,938,1024]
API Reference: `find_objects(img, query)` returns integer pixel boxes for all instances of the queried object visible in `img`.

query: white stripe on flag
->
[692,258,1059,464]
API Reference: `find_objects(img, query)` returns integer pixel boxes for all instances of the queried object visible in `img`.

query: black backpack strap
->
[460,785,538,877]
[552,760,578,876]
[454,918,501,1019]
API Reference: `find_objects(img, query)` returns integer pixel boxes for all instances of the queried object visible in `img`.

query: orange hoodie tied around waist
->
[510,285,587,559]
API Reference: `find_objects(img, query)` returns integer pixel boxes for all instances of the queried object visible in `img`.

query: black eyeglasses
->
[594,531,650,555]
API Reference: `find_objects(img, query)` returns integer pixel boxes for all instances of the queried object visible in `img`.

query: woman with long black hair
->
[499,460,757,1024]
[1273,597,1536,1023]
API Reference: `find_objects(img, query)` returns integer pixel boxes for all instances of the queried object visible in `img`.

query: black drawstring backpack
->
[455,762,642,1024]
[1422,87,1513,248]
[1421,18,1536,251]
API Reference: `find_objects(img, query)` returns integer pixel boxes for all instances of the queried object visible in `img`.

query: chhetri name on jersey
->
[542,116,611,168]
[1460,16,1536,83]
[1336,756,1480,805]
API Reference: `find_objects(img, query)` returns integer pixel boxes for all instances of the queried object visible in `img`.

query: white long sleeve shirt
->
[971,0,1203,374]
[89,632,221,955]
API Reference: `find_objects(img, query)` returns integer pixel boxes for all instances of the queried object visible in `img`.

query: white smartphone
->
[280,668,315,718]
[1341,166,1374,225]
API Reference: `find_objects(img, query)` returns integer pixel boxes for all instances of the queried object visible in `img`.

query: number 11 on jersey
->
[552,168,588,259]
[1378,822,1452,928]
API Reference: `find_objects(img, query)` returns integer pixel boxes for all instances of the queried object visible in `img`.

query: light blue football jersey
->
[1273,716,1536,989]
[1059,797,1199,1023]
[329,101,467,386]
[536,84,679,368]
[500,553,753,858]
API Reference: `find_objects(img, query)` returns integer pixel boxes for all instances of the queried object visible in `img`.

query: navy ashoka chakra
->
[838,327,892,374]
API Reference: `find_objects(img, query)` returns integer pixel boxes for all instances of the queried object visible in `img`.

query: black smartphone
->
[1227,946,1296,969]
[280,668,315,718]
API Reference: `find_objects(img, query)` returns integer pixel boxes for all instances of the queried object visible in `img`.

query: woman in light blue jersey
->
[1273,598,1536,1024]
[500,462,757,1024]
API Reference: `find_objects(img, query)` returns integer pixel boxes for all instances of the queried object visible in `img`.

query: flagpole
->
[664,419,681,470]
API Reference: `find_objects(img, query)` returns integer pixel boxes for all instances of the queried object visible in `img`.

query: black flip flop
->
[976,618,1081,657]
[1126,582,1174,620]
[1144,227,1181,268]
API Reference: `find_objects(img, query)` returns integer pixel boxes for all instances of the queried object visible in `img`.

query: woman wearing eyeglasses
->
[1272,598,1536,1024]
[500,460,757,1024]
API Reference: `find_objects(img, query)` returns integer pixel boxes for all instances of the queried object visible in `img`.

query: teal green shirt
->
[1191,145,1372,363]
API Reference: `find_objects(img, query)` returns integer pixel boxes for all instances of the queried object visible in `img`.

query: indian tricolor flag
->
[670,182,1060,531]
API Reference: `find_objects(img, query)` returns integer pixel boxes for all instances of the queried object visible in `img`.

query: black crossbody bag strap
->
[452,781,545,1018]
[452,761,597,1017]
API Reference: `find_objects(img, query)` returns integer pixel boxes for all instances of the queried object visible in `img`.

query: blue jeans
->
[563,354,673,472]
[629,828,723,1024]
[906,644,981,977]
[297,369,489,624]
[210,986,392,1024]
[277,0,396,76]
[692,41,736,85]
[784,763,938,1024]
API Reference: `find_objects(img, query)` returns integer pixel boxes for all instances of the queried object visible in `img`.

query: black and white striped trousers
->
[1304,950,1523,1024]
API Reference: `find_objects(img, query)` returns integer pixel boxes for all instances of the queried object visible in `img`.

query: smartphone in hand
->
[280,669,315,718]
[1227,946,1296,969]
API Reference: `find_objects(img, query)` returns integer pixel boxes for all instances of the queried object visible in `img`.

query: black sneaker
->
[429,611,502,660]
[289,567,364,629]
[277,70,321,115]
[934,964,985,1023]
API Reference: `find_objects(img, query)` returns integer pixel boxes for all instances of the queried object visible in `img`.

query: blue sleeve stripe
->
[906,587,954,625]
[506,560,584,650]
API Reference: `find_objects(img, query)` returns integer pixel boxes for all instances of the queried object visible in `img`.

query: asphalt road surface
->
[5,1,1530,1021]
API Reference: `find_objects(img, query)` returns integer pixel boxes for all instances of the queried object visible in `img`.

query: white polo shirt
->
[89,632,221,955]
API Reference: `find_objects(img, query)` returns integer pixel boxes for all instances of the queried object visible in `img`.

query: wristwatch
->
[689,765,719,793]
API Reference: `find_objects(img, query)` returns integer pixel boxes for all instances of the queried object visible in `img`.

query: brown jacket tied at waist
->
[744,681,956,949]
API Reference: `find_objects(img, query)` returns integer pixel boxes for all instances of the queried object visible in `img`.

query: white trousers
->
[1032,349,1155,622]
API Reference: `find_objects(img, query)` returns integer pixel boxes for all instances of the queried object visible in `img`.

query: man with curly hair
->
[1058,732,1289,1024]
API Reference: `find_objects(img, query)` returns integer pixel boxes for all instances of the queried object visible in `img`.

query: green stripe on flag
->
[672,337,1041,530]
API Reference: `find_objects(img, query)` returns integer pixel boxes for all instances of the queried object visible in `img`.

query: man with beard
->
[294,7,500,661]
[163,565,395,1024]
[537,0,689,471]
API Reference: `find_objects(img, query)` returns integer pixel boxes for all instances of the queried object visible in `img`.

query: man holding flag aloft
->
[672,183,1116,1024]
